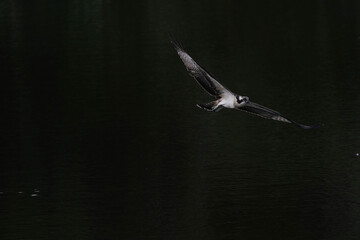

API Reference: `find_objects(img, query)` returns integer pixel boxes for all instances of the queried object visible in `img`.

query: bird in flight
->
[171,39,320,129]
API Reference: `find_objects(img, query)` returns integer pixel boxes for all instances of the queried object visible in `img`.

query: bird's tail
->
[196,100,222,112]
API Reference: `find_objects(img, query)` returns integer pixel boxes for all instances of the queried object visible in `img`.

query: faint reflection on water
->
[0,189,40,197]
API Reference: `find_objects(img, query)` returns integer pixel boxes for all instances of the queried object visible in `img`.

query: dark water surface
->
[1,1,360,239]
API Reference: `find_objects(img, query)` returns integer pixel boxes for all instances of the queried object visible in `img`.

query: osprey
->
[171,39,320,129]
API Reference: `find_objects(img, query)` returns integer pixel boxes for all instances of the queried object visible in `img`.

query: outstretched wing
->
[171,38,233,98]
[238,101,320,129]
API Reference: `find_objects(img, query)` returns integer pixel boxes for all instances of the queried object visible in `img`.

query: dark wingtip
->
[309,123,324,129]
[294,122,323,130]
[168,33,184,51]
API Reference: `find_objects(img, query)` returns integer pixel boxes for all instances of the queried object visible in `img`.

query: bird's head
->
[236,96,249,106]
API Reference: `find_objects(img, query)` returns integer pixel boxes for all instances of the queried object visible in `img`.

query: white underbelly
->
[219,96,235,109]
